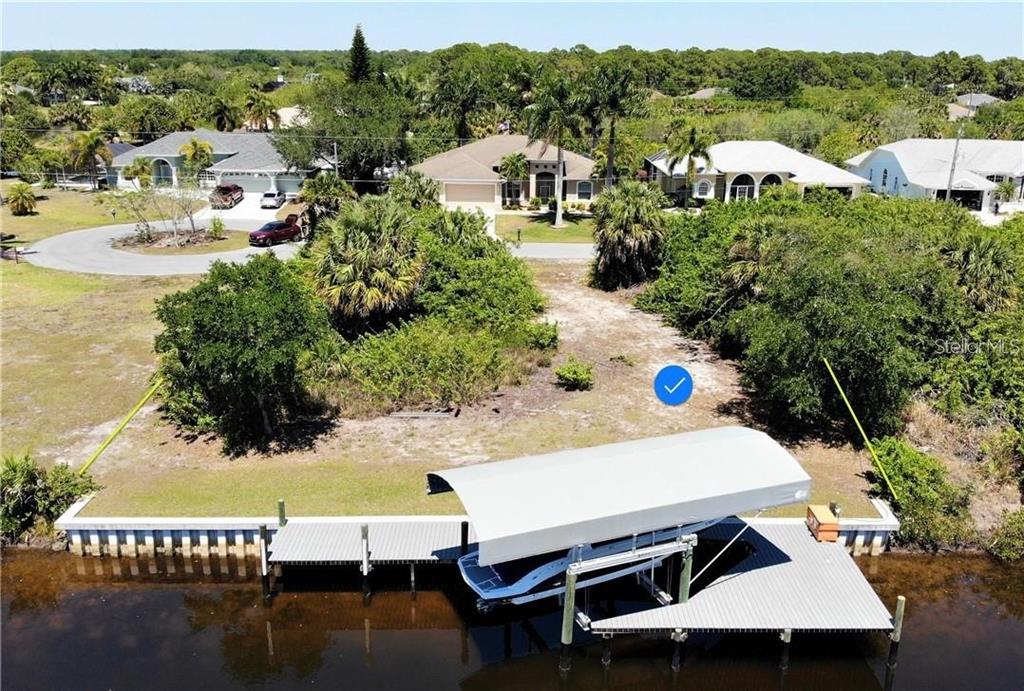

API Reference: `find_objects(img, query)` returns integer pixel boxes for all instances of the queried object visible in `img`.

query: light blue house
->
[109,129,312,196]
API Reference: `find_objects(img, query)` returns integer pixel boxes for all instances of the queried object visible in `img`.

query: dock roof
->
[427,426,812,566]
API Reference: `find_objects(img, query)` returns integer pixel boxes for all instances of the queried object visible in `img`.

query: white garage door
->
[445,183,495,204]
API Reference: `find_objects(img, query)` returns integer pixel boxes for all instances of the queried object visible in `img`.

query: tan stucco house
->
[413,134,599,208]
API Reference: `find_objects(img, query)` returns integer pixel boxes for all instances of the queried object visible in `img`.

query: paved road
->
[510,243,595,260]
[24,219,299,276]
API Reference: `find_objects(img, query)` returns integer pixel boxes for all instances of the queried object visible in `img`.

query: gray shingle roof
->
[111,128,298,173]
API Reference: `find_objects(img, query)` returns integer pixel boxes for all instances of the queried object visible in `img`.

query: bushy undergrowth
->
[989,509,1024,562]
[639,194,1022,438]
[872,437,975,550]
[1,455,100,542]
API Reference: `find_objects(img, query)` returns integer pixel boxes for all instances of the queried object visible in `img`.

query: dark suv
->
[248,214,303,246]
[209,184,244,209]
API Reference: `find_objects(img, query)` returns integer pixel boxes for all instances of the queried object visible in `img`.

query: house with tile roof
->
[846,138,1024,211]
[412,134,599,208]
[109,129,313,196]
[644,140,869,204]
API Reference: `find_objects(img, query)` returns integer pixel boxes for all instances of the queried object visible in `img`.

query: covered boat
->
[428,426,812,606]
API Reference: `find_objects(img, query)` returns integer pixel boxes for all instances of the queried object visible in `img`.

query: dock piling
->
[670,629,687,671]
[259,525,271,602]
[886,594,907,689]
[559,569,579,672]
[678,547,693,603]
[361,524,371,601]
[277,499,287,527]
[460,520,469,556]
[779,628,792,670]
[601,635,612,668]
[409,562,416,596]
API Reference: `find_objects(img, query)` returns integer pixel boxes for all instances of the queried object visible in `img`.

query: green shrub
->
[208,216,226,240]
[341,317,513,411]
[980,427,1024,489]
[1,455,100,542]
[522,321,558,350]
[155,254,326,450]
[988,509,1024,561]
[872,437,975,550]
[555,356,595,391]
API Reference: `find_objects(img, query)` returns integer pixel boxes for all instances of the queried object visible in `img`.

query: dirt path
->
[72,260,877,516]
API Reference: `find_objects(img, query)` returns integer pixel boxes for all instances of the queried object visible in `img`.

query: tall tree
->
[244,90,280,131]
[592,63,648,188]
[68,130,111,190]
[430,64,484,142]
[297,172,357,237]
[666,124,714,209]
[498,152,528,206]
[348,25,372,84]
[525,73,585,228]
[209,97,243,132]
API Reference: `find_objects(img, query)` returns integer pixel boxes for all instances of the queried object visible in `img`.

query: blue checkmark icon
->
[654,365,693,406]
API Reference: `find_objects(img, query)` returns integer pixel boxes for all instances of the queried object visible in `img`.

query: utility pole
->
[944,91,972,202]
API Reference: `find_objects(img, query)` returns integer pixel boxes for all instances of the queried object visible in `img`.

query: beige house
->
[413,134,599,208]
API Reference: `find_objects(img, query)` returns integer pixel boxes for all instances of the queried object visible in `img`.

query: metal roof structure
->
[268,517,475,565]
[590,521,894,634]
[427,426,812,567]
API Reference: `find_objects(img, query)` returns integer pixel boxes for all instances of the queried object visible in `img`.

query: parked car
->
[248,214,302,246]
[209,184,244,209]
[260,190,286,209]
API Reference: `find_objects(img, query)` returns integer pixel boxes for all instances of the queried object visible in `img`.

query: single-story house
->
[845,138,1024,211]
[412,134,600,208]
[109,128,311,196]
[644,140,869,203]
[948,93,1002,121]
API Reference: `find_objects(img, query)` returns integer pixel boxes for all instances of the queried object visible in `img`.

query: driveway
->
[24,219,299,276]
[197,193,281,224]
[509,243,595,260]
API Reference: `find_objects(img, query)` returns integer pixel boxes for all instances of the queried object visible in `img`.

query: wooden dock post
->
[361,524,371,601]
[886,594,906,690]
[259,525,271,602]
[277,499,287,527]
[601,635,612,668]
[409,562,416,596]
[678,547,693,603]
[670,629,687,671]
[558,570,579,672]
[780,628,792,671]
[460,520,469,556]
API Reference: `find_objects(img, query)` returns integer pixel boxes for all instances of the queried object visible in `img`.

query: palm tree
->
[178,137,213,179]
[6,181,37,216]
[121,157,153,189]
[298,172,357,237]
[525,73,586,228]
[994,179,1017,211]
[597,64,648,189]
[430,67,484,142]
[210,97,243,132]
[723,218,784,299]
[666,123,714,209]
[498,152,528,206]
[310,196,424,324]
[590,180,668,290]
[67,130,111,190]
[387,169,439,210]
[943,233,1018,312]
[244,90,280,131]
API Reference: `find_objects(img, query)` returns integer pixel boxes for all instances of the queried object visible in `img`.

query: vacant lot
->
[496,213,595,243]
[3,259,873,519]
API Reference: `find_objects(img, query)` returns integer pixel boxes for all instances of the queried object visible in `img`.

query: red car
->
[248,214,303,246]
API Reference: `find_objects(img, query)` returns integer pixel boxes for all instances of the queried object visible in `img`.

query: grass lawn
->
[2,182,119,245]
[126,230,252,255]
[496,213,595,243]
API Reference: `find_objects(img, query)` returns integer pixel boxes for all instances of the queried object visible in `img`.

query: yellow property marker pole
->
[821,358,899,502]
[79,378,163,475]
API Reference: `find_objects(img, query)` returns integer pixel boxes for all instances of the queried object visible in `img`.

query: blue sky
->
[2,2,1022,58]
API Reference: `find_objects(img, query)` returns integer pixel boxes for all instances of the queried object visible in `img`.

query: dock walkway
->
[590,520,894,635]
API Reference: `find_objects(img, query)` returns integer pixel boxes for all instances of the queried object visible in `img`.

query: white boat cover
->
[427,426,812,566]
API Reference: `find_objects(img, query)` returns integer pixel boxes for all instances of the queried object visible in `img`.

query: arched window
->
[760,174,783,187]
[697,180,710,196]
[730,174,756,200]
[577,181,592,200]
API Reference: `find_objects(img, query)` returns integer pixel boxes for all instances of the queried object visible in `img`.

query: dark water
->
[2,550,1022,691]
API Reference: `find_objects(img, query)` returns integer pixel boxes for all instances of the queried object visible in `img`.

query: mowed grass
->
[0,261,196,458]
[127,230,252,255]
[1,182,117,244]
[496,213,595,243]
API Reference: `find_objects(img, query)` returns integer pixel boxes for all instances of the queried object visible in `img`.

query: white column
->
[268,174,278,192]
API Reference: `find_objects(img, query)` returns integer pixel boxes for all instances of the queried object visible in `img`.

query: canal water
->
[2,550,1022,690]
